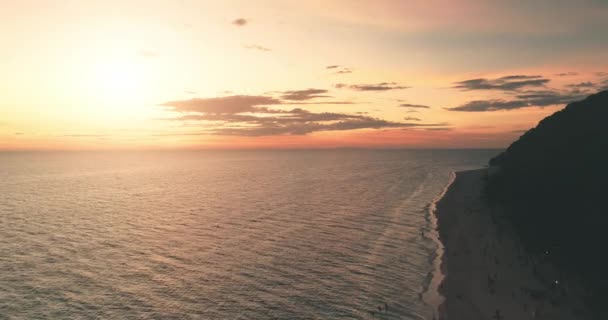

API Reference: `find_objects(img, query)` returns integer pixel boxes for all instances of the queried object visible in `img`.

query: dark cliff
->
[486,90,608,311]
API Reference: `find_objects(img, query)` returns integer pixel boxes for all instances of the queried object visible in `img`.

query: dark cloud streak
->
[565,82,595,88]
[447,90,585,112]
[335,82,409,91]
[399,103,431,109]
[453,75,549,91]
[555,72,578,77]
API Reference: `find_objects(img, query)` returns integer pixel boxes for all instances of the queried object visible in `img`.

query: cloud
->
[162,91,354,115]
[448,99,529,112]
[161,95,448,136]
[565,81,595,89]
[425,128,452,131]
[244,44,271,51]
[447,90,585,112]
[453,75,549,91]
[404,116,421,121]
[161,95,281,114]
[205,117,444,137]
[232,18,248,26]
[334,68,353,74]
[555,72,578,77]
[284,101,355,105]
[179,109,346,123]
[325,65,353,74]
[499,75,543,80]
[176,109,447,136]
[280,89,331,101]
[399,103,431,109]
[335,82,409,91]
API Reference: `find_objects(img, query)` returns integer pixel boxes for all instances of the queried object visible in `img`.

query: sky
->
[1,0,608,150]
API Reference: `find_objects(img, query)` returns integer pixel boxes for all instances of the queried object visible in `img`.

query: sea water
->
[0,149,497,319]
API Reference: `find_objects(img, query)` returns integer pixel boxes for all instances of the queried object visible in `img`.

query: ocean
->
[0,149,497,319]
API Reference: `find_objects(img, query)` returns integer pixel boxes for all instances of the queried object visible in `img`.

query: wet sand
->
[435,169,591,320]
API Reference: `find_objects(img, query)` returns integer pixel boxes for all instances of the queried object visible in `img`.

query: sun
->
[91,52,147,108]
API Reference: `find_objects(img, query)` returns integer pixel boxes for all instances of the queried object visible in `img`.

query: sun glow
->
[93,53,145,107]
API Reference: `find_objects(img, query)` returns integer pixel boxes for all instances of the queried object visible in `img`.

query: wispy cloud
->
[232,18,248,26]
[555,72,578,77]
[334,68,352,74]
[160,94,448,136]
[162,95,281,114]
[285,101,355,105]
[280,89,331,101]
[326,65,352,74]
[335,82,409,91]
[453,75,549,91]
[425,128,452,131]
[207,119,440,137]
[447,90,585,112]
[565,81,595,89]
[244,44,271,51]
[399,103,431,109]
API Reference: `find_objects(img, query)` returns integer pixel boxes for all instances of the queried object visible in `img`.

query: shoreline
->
[421,171,456,319]
[434,169,590,320]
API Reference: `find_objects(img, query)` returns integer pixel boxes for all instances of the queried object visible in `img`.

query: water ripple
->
[0,150,494,319]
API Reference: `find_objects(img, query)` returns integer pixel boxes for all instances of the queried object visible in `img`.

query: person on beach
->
[493,309,502,319]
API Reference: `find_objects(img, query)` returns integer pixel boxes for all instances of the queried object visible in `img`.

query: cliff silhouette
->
[487,90,608,311]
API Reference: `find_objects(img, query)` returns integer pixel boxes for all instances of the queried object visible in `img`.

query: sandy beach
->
[435,169,591,320]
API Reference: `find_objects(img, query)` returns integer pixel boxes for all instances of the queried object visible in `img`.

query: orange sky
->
[1,0,607,150]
